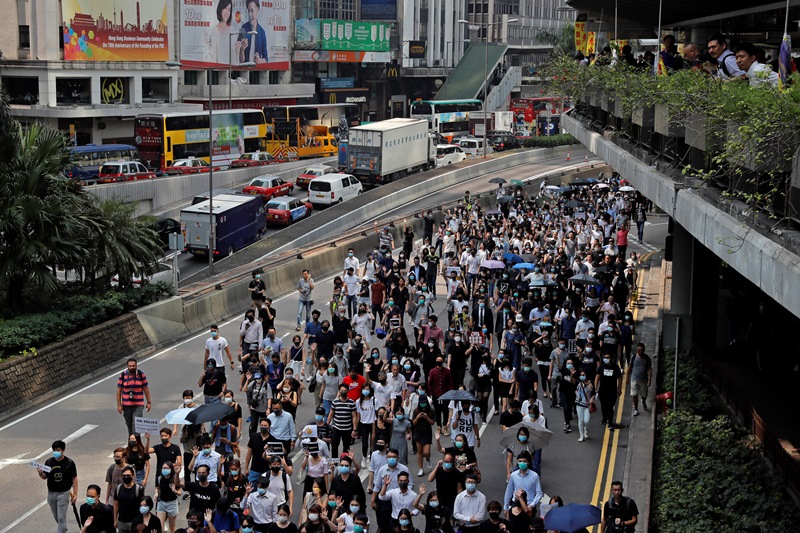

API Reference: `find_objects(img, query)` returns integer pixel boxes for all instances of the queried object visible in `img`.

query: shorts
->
[630,380,648,399]
[157,498,179,517]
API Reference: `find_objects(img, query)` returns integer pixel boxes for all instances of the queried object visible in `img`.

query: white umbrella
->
[619,185,635,192]
[165,407,196,425]
[593,183,609,189]
[545,185,561,190]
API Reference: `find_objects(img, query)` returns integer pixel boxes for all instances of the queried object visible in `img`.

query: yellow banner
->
[574,23,587,54]
[586,32,596,55]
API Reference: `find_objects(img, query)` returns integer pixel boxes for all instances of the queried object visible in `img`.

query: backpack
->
[116,482,144,502]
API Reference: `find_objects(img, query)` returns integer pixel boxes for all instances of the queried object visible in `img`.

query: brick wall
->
[0,313,151,411]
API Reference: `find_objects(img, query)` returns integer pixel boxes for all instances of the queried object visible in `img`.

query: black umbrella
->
[497,195,516,204]
[72,503,82,529]
[489,177,507,184]
[593,264,612,275]
[437,390,477,402]
[572,178,598,186]
[519,253,535,262]
[184,402,235,425]
[569,273,601,285]
[565,199,587,209]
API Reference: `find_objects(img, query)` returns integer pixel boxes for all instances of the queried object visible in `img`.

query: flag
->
[586,32,596,55]
[779,33,795,89]
[574,22,587,54]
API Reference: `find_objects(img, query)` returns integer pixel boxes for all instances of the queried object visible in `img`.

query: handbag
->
[589,401,597,414]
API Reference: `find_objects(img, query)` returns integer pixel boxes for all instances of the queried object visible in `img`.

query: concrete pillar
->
[670,221,693,316]
[32,0,59,60]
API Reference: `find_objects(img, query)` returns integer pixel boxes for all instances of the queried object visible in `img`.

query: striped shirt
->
[117,370,148,407]
[330,398,356,431]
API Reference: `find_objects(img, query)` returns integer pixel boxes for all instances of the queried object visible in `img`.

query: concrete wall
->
[562,112,800,320]
[0,313,151,415]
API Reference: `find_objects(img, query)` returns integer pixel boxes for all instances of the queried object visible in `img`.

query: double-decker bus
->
[409,99,483,141]
[262,104,359,159]
[66,144,141,184]
[510,97,571,129]
[134,109,268,171]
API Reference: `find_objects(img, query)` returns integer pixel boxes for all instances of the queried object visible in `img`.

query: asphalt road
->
[0,159,668,533]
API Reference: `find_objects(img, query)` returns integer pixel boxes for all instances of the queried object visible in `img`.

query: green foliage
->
[521,134,580,149]
[660,350,716,418]
[0,282,172,358]
[653,410,800,532]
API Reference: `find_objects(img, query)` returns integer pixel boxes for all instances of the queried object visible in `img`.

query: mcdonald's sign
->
[386,64,400,79]
[323,88,370,105]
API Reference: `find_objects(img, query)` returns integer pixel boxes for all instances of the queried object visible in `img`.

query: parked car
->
[488,134,521,152]
[308,173,362,206]
[514,130,533,139]
[97,161,156,183]
[458,138,493,158]
[111,261,179,288]
[242,175,294,199]
[436,144,467,167]
[266,196,313,226]
[295,164,336,190]
[152,218,181,248]
[230,151,278,168]
[487,129,515,136]
[164,158,220,175]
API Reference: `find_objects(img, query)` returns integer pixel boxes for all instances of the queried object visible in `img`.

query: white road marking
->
[0,424,98,470]
[0,500,49,533]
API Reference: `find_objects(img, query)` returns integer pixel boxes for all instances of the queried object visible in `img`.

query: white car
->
[436,144,467,167]
[308,173,362,206]
[111,262,179,288]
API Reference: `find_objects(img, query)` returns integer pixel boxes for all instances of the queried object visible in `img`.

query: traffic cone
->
[565,151,571,161]
[584,154,589,163]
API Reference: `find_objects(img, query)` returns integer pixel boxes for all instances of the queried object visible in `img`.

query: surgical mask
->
[372,352,380,358]
[479,303,485,308]
[161,469,171,477]
[362,389,371,396]
[518,435,528,442]
[580,375,587,381]
[328,500,337,508]
[85,497,97,506]
[184,399,193,406]
[308,513,320,521]
[455,441,464,449]
[559,343,565,349]
[429,500,440,508]
[229,469,239,476]
[53,451,63,460]
[278,516,289,524]
[403,364,411,370]
[454,336,462,343]
[428,342,435,348]
[566,364,574,370]
[466,483,477,492]
[283,387,291,392]
[387,458,398,467]
[518,461,529,471]
[243,528,254,533]
[350,504,360,513]
[586,347,593,353]
[603,358,610,364]
[354,526,365,533]
[258,487,267,495]
[399,519,411,527]
[202,448,212,456]
[211,331,218,338]
[340,466,350,475]
[396,414,404,421]
[443,462,453,470]
[140,505,150,514]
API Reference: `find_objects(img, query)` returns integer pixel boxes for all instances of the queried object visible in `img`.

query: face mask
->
[328,501,337,508]
[247,316,254,322]
[388,302,394,307]
[243,528,254,533]
[566,364,574,370]
[278,516,289,524]
[428,342,435,348]
[258,487,267,495]
[229,469,239,476]
[327,368,335,374]
[85,497,97,506]
[197,474,208,482]
[184,399,193,406]
[211,331,218,338]
[340,391,348,397]
[603,358,611,364]
[372,352,380,358]
[122,476,133,484]
[161,469,171,477]
[518,461,529,471]
[399,519,411,527]
[309,513,320,521]
[588,334,595,339]
[420,402,428,408]
[220,424,229,430]
[114,458,123,465]
[322,326,330,331]
[436,360,444,366]
[188,520,199,529]
[140,506,150,515]
[497,353,504,360]
[354,526,365,533]
[362,389,371,396]
[339,465,351,475]
[403,364,411,370]
[429,500,440,508]
[518,435,528,442]
[315,414,323,422]
[418,299,425,305]
[586,348,593,354]
[396,414,404,421]
[512,328,519,334]
[455,441,464,449]
[559,343,565,349]
[271,466,281,473]
[53,451,63,460]
[489,511,501,520]
[260,427,269,434]
[466,483,476,492]
[350,504,360,513]
[387,458,398,467]
[202,448,212,456]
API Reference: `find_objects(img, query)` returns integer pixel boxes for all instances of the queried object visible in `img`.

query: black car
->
[488,134,521,152]
[153,218,181,248]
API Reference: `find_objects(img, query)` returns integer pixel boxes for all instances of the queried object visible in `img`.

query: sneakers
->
[564,424,572,433]
[362,458,368,469]
[295,325,301,331]
[583,430,589,440]
[418,468,424,477]
[578,435,585,442]
[633,409,640,416]
[427,460,432,470]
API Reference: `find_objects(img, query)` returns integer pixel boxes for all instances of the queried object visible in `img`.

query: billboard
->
[294,19,390,52]
[180,0,290,71]
[361,0,397,20]
[293,50,391,63]
[408,40,426,59]
[61,0,169,61]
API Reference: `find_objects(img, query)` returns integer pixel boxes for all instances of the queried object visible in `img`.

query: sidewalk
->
[622,251,665,532]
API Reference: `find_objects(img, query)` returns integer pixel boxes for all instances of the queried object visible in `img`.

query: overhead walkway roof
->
[433,43,508,101]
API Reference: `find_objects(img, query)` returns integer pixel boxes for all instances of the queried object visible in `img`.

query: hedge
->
[521,134,580,149]
[0,282,172,359]
[652,352,800,532]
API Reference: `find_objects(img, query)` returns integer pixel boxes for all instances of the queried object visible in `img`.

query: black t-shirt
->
[131,513,163,532]
[259,306,277,332]
[433,466,465,509]
[125,448,150,472]
[580,354,600,382]
[499,410,523,428]
[80,503,115,533]
[332,316,353,344]
[423,503,454,533]
[603,496,639,532]
[152,443,182,473]
[158,473,179,502]
[601,329,620,355]
[268,522,299,533]
[515,369,538,402]
[478,518,509,533]
[597,363,622,395]
[316,330,338,358]
[185,481,221,514]
[201,369,227,397]
[115,484,142,522]
[446,343,468,371]
[329,474,366,507]
[225,473,249,506]
[44,456,78,493]
[248,432,272,472]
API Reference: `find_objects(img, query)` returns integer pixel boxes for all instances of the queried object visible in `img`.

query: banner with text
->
[62,0,169,61]
[180,0,290,71]
[294,19,390,52]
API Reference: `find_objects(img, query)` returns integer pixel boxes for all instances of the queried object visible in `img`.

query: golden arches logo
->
[387,66,399,78]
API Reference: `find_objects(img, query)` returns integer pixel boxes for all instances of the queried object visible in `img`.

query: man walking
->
[628,343,652,417]
[595,353,623,430]
[296,269,315,331]
[116,358,151,437]
[38,440,78,533]
[599,481,639,533]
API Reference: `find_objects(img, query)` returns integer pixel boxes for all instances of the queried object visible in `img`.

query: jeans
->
[549,377,560,406]
[576,405,591,436]
[322,399,333,419]
[122,405,144,437]
[247,470,264,487]
[47,490,70,533]
[560,392,574,426]
[297,300,312,327]
[636,221,645,242]
[346,294,357,317]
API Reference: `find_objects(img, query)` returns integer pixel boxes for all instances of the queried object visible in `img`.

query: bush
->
[521,134,580,149]
[659,350,717,418]
[0,282,172,358]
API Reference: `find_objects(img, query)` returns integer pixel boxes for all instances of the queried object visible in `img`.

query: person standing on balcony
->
[707,33,746,80]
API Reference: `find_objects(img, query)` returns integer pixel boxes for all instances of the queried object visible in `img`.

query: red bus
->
[511,97,571,129]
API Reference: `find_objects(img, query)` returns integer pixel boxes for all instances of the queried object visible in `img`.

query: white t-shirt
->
[205,336,229,367]
[266,471,293,505]
[452,409,479,447]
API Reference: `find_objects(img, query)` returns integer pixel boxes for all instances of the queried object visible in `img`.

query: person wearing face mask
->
[394,508,419,533]
[146,428,182,492]
[417,336,442,381]
[413,486,454,533]
[243,474,278,531]
[330,456,366,508]
[184,509,207,533]
[240,312,265,378]
[269,503,298,532]
[514,357,538,405]
[268,401,297,454]
[386,408,412,466]
[371,449,413,529]
[575,311,595,349]
[501,321,525,370]
[199,359,227,409]
[559,358,579,433]
[153,460,181,531]
[547,338,570,409]
[445,333,468,390]
[595,351,623,430]
[328,385,358,457]
[378,471,419,527]
[124,433,151,486]
[38,439,79,533]
[426,452,464,510]
[275,374,300,419]
[206,325,236,374]
[452,473,485,531]
[245,370,271,436]
[263,456,293,517]
[354,382,377,467]
[477,500,508,533]
[579,343,601,387]
[210,416,240,464]
[502,452,542,520]
[575,370,595,442]
[131,495,162,533]
[79,484,115,533]
[189,436,223,484]
[299,502,337,533]
[426,357,453,435]
[113,466,143,533]
[105,447,129,506]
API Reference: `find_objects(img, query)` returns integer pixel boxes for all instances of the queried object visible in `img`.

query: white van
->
[458,138,494,158]
[436,144,467,167]
[308,173,363,206]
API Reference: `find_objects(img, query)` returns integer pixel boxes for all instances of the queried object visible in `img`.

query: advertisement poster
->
[180,0,290,71]
[62,0,169,61]
[294,19,390,52]
[185,113,254,165]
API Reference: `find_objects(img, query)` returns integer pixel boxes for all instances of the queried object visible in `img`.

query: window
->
[249,71,260,85]
[184,71,198,85]
[211,71,220,85]
[18,26,30,49]
[269,71,279,84]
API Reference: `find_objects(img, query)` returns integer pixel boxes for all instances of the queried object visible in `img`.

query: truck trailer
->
[181,194,266,259]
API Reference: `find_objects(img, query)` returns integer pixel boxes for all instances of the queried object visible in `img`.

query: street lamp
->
[458,18,517,158]
[165,60,217,275]
[229,31,257,110]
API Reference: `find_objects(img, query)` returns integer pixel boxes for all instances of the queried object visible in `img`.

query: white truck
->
[346,118,437,185]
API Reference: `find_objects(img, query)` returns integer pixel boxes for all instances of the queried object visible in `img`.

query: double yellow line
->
[589,260,649,530]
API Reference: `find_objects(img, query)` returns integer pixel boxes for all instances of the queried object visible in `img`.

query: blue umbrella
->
[502,253,523,264]
[512,262,537,270]
[543,503,602,532]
